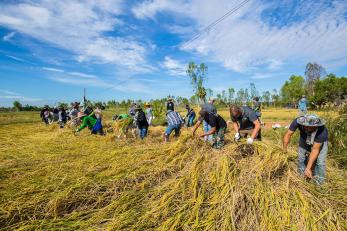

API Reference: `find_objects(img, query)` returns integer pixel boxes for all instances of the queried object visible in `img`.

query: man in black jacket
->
[134,105,149,139]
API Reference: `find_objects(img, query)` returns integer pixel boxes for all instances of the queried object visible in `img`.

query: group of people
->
[40,102,104,134]
[40,96,328,184]
[40,105,67,128]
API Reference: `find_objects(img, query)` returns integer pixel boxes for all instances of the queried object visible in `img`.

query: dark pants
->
[138,127,148,139]
[239,129,261,140]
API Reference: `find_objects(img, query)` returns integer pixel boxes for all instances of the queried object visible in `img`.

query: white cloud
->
[166,25,194,36]
[3,31,16,41]
[48,76,112,88]
[68,72,96,78]
[251,73,276,80]
[42,67,64,72]
[134,0,347,73]
[162,56,187,76]
[0,0,153,72]
[0,89,42,102]
[132,0,189,19]
[5,55,26,62]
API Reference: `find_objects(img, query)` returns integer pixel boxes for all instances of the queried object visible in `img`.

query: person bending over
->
[230,105,261,144]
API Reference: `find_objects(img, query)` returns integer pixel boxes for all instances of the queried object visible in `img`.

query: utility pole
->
[83,88,87,108]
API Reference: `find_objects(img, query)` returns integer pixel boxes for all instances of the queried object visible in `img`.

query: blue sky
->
[0,0,346,106]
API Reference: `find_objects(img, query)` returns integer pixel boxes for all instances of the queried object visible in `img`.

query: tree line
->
[4,62,347,112]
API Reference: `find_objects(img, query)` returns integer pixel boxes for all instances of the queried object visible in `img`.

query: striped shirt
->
[167,111,183,126]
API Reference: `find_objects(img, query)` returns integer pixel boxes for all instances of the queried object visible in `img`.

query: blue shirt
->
[298,98,308,110]
[167,111,183,126]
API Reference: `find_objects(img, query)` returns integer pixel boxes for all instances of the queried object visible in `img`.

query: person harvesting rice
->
[75,112,104,135]
[283,114,328,184]
[163,109,184,142]
[166,97,175,111]
[185,104,196,127]
[145,103,154,126]
[134,105,149,139]
[201,98,217,142]
[298,95,308,116]
[58,105,67,128]
[230,105,261,144]
[192,110,227,149]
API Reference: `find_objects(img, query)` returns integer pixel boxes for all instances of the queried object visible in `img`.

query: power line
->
[181,0,251,49]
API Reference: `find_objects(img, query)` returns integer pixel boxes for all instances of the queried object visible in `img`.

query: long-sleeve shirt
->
[146,108,153,118]
[298,98,308,111]
[77,116,97,132]
[167,111,184,126]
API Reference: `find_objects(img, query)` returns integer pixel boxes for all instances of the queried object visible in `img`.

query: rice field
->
[0,108,346,230]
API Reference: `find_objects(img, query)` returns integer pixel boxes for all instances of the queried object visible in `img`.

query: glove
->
[234,132,241,140]
[247,137,254,144]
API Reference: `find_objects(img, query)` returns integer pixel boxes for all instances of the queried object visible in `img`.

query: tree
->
[186,62,208,104]
[281,75,306,106]
[271,89,280,107]
[236,88,248,105]
[228,87,235,104]
[221,90,227,103]
[312,74,347,105]
[249,83,259,100]
[189,95,199,105]
[206,88,214,100]
[152,99,165,118]
[262,91,271,106]
[13,101,22,111]
[305,62,326,97]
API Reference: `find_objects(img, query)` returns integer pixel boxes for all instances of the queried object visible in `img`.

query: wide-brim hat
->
[145,102,151,106]
[134,105,142,110]
[167,97,173,101]
[297,115,325,127]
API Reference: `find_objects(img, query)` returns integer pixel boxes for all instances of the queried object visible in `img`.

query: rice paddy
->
[0,108,346,230]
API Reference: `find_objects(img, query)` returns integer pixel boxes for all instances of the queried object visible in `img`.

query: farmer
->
[84,106,94,117]
[112,113,136,138]
[164,109,184,142]
[252,96,262,118]
[192,110,227,149]
[167,97,175,111]
[68,102,81,128]
[52,106,59,122]
[58,105,67,128]
[283,114,328,184]
[69,102,80,118]
[230,105,261,144]
[40,105,51,125]
[129,103,137,118]
[185,104,196,127]
[113,113,130,121]
[134,105,149,139]
[94,104,103,122]
[75,112,104,135]
[145,103,154,126]
[201,98,217,141]
[298,95,308,116]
